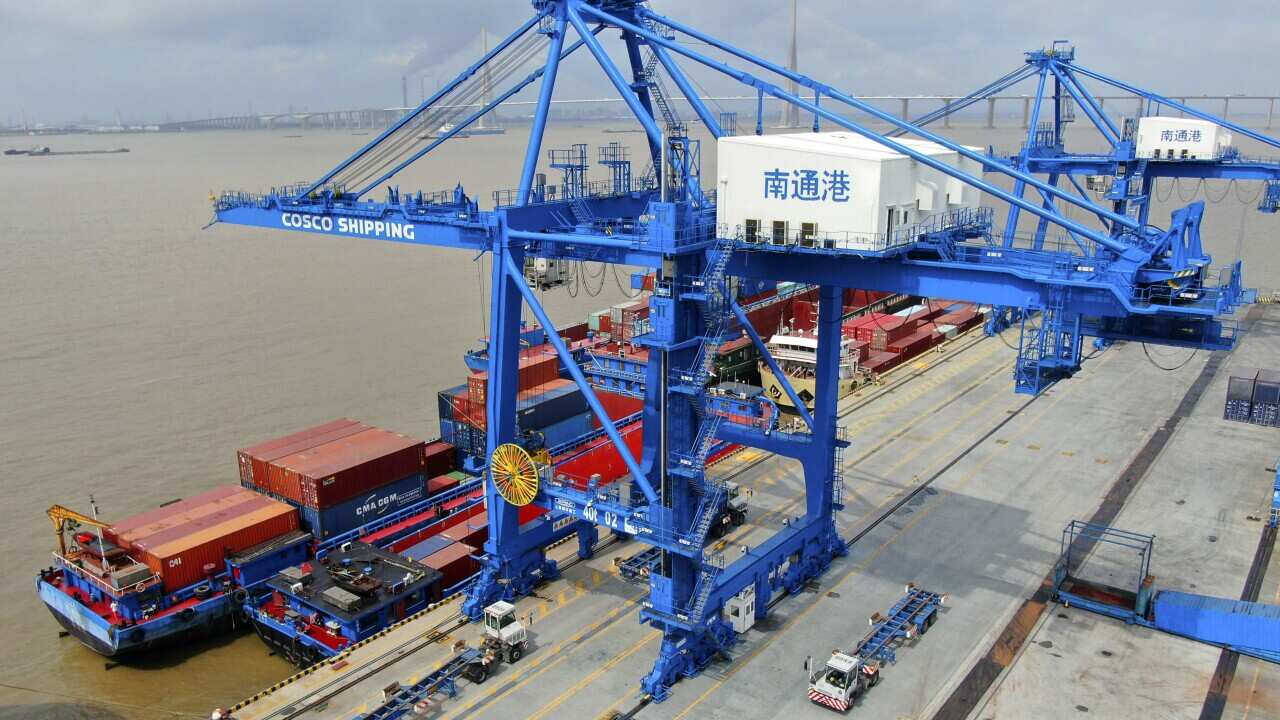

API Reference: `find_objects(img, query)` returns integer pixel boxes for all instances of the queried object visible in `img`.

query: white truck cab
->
[807,651,879,712]
[482,601,527,663]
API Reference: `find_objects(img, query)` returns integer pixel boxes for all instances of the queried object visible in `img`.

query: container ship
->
[36,279,976,662]
[759,299,987,409]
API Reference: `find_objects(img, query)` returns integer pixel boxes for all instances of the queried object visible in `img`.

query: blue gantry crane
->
[209,0,1264,702]
[893,40,1280,391]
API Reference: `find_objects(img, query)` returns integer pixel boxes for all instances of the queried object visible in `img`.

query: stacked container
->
[418,542,478,589]
[870,317,918,351]
[589,309,613,337]
[107,486,300,592]
[612,300,651,342]
[237,419,366,491]
[242,424,444,540]
[266,428,426,508]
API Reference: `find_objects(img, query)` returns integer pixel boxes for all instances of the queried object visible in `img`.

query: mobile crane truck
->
[806,584,945,712]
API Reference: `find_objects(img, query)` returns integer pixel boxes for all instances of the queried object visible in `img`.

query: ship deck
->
[226,304,1280,720]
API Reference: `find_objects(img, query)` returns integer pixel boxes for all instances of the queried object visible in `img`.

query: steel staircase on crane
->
[569,197,595,225]
[687,558,723,621]
[1014,288,1080,394]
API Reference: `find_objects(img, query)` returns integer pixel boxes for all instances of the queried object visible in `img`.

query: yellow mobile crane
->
[47,502,111,556]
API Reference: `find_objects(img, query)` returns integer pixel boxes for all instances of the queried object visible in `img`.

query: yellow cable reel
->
[490,443,541,507]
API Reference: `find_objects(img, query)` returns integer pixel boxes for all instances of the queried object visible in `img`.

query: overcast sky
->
[2,0,1275,125]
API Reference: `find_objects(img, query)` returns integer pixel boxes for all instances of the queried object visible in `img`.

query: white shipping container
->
[1135,117,1232,160]
[715,132,982,251]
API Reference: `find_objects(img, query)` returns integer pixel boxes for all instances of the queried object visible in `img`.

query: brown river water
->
[1,120,1276,718]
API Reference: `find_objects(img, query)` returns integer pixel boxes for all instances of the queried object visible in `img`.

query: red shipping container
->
[127,490,299,592]
[518,504,548,525]
[250,423,374,497]
[443,511,488,548]
[107,486,246,548]
[886,329,937,356]
[427,473,461,495]
[420,542,478,588]
[558,322,589,342]
[868,350,910,373]
[269,427,426,509]
[237,419,366,490]
[423,441,457,477]
[849,340,870,363]
[871,318,917,351]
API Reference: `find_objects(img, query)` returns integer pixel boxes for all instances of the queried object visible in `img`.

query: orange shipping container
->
[127,490,300,592]
[110,487,292,551]
[270,427,427,509]
[236,419,365,489]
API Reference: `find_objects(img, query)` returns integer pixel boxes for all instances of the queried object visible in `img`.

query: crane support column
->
[463,224,560,619]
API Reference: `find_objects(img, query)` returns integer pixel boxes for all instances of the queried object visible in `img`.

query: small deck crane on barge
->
[208,0,1271,702]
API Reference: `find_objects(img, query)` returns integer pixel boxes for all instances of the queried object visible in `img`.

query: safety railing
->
[492,176,659,209]
[316,478,484,553]
[547,410,643,458]
[216,185,464,214]
[53,552,161,597]
[720,206,993,253]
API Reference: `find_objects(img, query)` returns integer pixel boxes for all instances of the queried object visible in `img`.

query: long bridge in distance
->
[160,93,1280,132]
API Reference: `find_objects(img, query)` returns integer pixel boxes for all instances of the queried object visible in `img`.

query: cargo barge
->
[248,542,444,667]
[760,300,988,409]
[36,489,311,657]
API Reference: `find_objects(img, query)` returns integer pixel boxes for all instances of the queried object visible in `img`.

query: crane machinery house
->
[1134,117,1234,160]
[715,132,982,251]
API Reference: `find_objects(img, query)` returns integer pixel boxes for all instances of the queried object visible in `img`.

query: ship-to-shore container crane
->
[209,0,1267,701]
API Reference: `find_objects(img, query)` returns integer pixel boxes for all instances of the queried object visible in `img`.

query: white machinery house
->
[716,132,982,251]
[1135,117,1233,160]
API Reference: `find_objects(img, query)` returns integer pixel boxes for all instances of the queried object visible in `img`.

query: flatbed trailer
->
[354,642,498,719]
[354,600,527,719]
[807,584,946,712]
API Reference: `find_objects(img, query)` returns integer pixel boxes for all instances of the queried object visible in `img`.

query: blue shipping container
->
[440,419,456,445]
[299,473,427,540]
[400,535,452,563]
[516,382,589,431]
[540,411,596,448]
[1153,590,1280,654]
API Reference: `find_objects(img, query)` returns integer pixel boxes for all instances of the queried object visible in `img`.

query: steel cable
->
[1141,342,1197,372]
[1234,179,1266,205]
[582,261,607,297]
[339,31,546,187]
[1175,178,1202,203]
[1203,179,1233,204]
[333,32,548,192]
[340,37,547,191]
